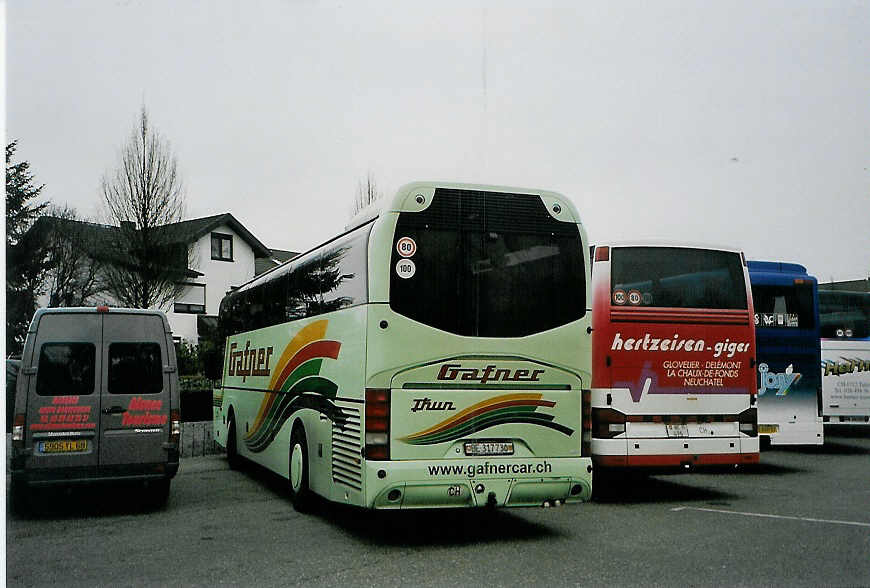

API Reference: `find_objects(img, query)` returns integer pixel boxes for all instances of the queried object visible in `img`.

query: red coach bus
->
[590,243,759,470]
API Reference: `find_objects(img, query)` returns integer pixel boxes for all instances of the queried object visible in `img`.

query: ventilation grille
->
[332,405,362,491]
[399,188,576,236]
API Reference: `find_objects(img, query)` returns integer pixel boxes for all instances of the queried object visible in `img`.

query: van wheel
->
[9,477,30,517]
[145,479,171,509]
[288,425,313,512]
[226,416,242,470]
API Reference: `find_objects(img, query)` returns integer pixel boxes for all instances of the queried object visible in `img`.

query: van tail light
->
[169,409,181,445]
[12,413,26,447]
[738,407,758,437]
[592,407,626,439]
[581,389,592,456]
[96,305,110,313]
[365,388,390,460]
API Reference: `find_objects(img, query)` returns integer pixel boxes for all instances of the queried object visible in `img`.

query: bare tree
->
[101,107,191,309]
[351,171,383,218]
[40,206,108,307]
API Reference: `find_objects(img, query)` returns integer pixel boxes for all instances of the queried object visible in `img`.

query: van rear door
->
[99,313,172,468]
[24,313,102,475]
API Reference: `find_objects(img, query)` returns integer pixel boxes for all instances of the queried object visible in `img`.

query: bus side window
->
[287,255,321,319]
[319,228,369,313]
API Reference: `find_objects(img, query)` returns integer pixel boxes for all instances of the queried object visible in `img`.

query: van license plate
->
[39,440,88,453]
[464,441,514,456]
[665,425,689,438]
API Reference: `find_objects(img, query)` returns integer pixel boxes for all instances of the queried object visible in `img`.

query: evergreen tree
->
[6,141,49,354]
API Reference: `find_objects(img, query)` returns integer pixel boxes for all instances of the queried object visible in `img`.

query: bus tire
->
[288,424,313,512]
[226,415,242,470]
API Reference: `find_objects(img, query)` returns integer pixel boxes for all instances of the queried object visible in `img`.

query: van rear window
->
[108,343,163,395]
[36,343,96,396]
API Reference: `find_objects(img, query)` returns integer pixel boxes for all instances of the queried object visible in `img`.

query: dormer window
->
[211,232,233,261]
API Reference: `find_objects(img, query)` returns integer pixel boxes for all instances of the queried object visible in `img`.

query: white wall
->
[166,223,257,343]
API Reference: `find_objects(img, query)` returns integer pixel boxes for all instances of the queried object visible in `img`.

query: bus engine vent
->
[400,188,578,236]
[332,405,363,491]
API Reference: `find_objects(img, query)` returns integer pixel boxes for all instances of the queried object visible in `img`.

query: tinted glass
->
[218,222,372,334]
[611,247,747,310]
[819,291,870,339]
[286,255,321,320]
[389,189,585,337]
[36,343,96,396]
[751,283,815,329]
[108,343,163,395]
[318,230,368,312]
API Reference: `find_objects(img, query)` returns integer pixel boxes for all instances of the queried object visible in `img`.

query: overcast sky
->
[7,1,869,281]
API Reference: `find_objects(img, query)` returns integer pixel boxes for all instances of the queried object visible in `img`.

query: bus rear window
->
[36,343,96,396]
[390,188,585,337]
[611,247,747,310]
[752,284,815,329]
[819,291,870,339]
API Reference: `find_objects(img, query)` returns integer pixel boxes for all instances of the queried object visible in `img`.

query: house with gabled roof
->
[29,212,291,343]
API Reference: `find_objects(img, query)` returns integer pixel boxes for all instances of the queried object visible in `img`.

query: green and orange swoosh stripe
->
[244,320,342,453]
[401,393,574,445]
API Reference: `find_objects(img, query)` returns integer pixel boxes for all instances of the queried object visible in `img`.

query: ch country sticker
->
[401,393,574,445]
[243,320,342,453]
[757,363,801,396]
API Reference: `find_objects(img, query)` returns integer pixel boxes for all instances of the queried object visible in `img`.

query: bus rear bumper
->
[592,436,759,469]
[364,457,593,509]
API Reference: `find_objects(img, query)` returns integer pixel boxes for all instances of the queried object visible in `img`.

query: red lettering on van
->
[128,396,162,411]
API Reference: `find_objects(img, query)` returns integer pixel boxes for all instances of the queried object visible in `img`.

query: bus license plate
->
[758,424,779,434]
[39,440,88,454]
[464,441,514,456]
[665,425,689,438]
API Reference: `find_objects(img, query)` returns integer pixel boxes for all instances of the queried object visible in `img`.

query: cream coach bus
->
[213,182,594,510]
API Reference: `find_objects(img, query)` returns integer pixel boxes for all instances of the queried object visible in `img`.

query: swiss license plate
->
[665,424,689,438]
[758,424,780,434]
[464,441,514,456]
[39,440,88,454]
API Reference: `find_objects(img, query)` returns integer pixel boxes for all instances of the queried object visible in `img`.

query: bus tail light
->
[592,407,626,439]
[594,246,609,262]
[169,409,181,445]
[581,389,591,456]
[12,413,26,448]
[738,407,757,437]
[365,388,390,460]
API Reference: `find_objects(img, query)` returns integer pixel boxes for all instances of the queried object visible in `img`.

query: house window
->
[211,233,233,261]
[174,302,206,314]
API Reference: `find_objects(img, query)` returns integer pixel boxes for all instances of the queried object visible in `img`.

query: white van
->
[9,307,181,512]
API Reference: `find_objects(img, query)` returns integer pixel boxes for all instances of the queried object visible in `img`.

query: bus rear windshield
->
[611,247,747,310]
[390,188,585,337]
[751,283,815,329]
[819,291,870,339]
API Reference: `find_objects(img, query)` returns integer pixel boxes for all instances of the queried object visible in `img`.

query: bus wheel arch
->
[288,420,313,512]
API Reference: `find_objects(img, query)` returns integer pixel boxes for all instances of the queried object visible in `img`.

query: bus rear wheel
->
[226,415,242,470]
[288,425,313,512]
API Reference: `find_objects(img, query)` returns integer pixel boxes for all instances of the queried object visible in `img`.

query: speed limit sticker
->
[395,259,416,279]
[396,236,417,257]
[612,290,627,305]
[628,290,642,305]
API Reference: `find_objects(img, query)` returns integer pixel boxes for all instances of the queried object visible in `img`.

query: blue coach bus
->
[748,261,823,445]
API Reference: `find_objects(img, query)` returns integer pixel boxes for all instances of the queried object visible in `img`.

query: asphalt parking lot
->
[6,427,870,587]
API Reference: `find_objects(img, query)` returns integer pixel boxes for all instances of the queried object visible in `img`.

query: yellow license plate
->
[758,424,779,434]
[39,440,88,453]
